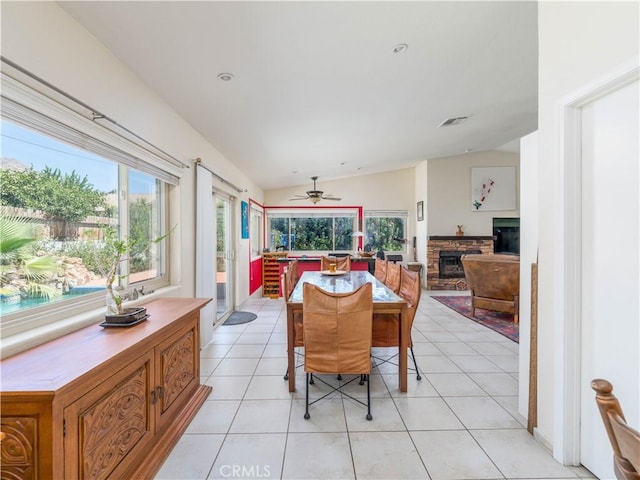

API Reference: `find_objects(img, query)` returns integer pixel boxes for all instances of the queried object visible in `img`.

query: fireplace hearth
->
[427,236,495,290]
[439,250,481,278]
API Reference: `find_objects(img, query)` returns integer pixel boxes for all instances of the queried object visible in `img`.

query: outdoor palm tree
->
[0,215,61,300]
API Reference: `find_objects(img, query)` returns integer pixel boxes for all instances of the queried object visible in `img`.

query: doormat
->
[432,296,519,343]
[223,311,257,326]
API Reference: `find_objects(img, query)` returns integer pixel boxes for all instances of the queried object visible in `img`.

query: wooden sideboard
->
[0,297,212,480]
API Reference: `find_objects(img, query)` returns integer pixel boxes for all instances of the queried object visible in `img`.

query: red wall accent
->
[249,257,262,295]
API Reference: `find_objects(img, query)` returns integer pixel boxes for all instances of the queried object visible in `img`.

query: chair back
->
[385,262,401,294]
[283,261,300,300]
[371,266,422,348]
[374,258,387,283]
[592,379,640,479]
[302,282,372,374]
[320,256,351,272]
[289,259,299,286]
[283,261,303,347]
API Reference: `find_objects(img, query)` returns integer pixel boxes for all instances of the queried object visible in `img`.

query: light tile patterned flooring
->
[155,292,596,480]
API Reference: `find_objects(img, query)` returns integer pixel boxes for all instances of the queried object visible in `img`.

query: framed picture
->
[471,166,516,211]
[241,200,249,239]
[417,201,424,222]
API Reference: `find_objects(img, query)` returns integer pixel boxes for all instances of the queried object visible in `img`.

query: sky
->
[1,120,153,193]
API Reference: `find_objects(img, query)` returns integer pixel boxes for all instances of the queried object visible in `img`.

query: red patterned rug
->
[431,296,519,343]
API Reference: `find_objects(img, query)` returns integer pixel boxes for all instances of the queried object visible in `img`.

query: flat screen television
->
[493,217,520,254]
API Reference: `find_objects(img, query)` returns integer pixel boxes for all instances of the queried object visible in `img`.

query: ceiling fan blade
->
[322,196,342,201]
[291,194,308,198]
[288,197,309,201]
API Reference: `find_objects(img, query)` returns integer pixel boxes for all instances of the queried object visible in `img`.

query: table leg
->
[399,304,408,392]
[287,304,296,392]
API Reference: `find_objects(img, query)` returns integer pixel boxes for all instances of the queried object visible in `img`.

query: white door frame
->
[553,57,639,464]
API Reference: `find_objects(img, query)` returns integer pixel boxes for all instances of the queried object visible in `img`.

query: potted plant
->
[103,226,174,324]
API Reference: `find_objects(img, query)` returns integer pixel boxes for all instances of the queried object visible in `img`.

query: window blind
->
[1,73,181,185]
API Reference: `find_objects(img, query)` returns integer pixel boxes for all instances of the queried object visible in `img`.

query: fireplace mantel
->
[429,236,495,241]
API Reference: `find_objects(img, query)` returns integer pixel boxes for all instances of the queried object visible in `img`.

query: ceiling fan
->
[289,176,342,204]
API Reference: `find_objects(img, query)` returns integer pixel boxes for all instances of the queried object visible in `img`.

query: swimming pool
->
[0,286,105,315]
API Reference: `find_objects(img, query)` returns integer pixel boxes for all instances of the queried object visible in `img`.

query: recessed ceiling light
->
[392,43,408,54]
[217,73,234,81]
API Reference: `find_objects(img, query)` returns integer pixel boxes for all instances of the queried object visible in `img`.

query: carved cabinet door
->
[63,351,155,480]
[155,315,199,432]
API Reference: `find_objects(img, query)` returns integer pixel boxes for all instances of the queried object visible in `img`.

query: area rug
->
[431,296,519,343]
[223,311,257,326]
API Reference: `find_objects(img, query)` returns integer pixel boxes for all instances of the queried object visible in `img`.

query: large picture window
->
[266,208,358,253]
[363,210,408,254]
[0,120,169,321]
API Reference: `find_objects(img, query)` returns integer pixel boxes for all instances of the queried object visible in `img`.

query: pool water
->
[0,287,105,315]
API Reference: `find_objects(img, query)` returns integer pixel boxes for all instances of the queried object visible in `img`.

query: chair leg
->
[410,347,422,381]
[284,367,289,381]
[359,374,365,385]
[309,373,314,385]
[304,373,310,419]
[366,374,372,421]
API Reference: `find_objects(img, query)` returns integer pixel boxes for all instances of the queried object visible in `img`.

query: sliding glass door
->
[215,194,234,320]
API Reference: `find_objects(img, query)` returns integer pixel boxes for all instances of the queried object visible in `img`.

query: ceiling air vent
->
[439,116,469,127]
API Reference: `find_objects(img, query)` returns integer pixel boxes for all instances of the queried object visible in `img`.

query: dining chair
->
[302,282,374,420]
[374,258,387,283]
[283,262,304,381]
[592,378,640,479]
[384,262,401,294]
[371,266,422,380]
[320,255,351,272]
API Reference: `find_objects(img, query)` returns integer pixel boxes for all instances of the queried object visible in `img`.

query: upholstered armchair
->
[461,254,520,323]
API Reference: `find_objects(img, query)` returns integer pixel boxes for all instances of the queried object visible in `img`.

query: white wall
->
[414,161,429,286]
[427,151,520,236]
[1,3,263,319]
[518,131,539,419]
[264,169,418,256]
[536,0,639,455]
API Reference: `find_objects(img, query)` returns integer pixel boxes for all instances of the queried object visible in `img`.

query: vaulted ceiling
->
[60,1,538,191]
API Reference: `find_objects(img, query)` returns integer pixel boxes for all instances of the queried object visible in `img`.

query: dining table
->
[286,270,409,392]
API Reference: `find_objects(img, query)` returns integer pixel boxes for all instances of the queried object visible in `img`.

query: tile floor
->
[155,292,597,480]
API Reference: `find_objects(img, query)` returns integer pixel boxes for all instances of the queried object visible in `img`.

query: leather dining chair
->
[283,261,303,381]
[302,282,374,420]
[371,266,422,381]
[374,258,387,283]
[384,262,401,294]
[592,379,640,479]
[320,255,351,272]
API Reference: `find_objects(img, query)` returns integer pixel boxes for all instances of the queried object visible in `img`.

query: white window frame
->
[0,67,180,351]
[363,210,409,255]
[266,207,359,255]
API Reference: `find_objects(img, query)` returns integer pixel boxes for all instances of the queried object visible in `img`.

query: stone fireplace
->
[427,236,494,290]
